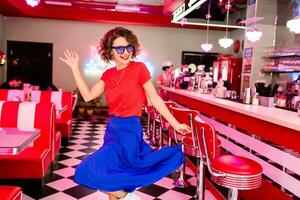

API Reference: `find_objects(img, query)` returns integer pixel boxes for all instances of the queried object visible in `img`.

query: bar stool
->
[144,105,158,146]
[158,101,178,148]
[169,106,200,188]
[193,116,263,200]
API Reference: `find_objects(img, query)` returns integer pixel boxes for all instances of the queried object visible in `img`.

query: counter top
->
[163,87,300,131]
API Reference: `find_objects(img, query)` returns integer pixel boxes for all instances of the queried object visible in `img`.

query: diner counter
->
[162,86,300,131]
[163,87,300,199]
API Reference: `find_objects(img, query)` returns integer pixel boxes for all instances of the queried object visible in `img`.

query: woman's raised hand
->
[174,123,192,135]
[59,49,80,70]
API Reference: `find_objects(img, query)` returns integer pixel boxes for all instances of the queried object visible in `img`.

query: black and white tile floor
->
[23,114,216,200]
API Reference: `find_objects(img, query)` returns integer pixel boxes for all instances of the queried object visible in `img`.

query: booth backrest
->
[0,101,55,149]
[0,89,73,120]
[0,89,8,100]
[38,91,73,121]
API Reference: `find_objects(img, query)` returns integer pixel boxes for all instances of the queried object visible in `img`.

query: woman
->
[157,61,173,100]
[60,27,190,200]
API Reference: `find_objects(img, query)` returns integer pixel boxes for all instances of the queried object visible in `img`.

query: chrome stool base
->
[172,178,190,188]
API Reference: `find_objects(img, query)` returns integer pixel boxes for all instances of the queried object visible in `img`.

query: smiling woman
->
[59,27,191,200]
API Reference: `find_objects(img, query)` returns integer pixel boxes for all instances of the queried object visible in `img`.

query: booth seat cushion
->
[211,155,263,175]
[0,186,22,200]
[0,147,51,178]
[56,119,71,137]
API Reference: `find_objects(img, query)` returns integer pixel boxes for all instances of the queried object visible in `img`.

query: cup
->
[231,91,237,99]
[243,88,252,104]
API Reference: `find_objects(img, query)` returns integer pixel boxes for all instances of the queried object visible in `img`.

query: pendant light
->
[287,0,300,34]
[287,16,300,34]
[245,0,262,42]
[219,1,233,48]
[201,0,213,52]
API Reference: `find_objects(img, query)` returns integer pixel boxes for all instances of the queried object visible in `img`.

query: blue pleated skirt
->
[74,115,184,192]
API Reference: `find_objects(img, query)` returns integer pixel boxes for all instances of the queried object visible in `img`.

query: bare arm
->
[59,49,105,102]
[143,80,191,135]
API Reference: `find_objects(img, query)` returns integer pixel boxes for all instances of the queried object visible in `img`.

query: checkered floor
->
[22,114,216,200]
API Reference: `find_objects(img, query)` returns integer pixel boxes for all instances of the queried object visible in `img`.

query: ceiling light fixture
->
[245,0,262,42]
[25,0,40,7]
[201,0,213,52]
[245,29,262,42]
[219,1,233,48]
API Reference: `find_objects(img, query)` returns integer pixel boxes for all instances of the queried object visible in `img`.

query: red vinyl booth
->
[0,89,73,139]
[38,91,73,139]
[0,186,22,200]
[0,101,55,187]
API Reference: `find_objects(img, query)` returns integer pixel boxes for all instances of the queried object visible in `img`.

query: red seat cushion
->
[56,119,71,137]
[0,147,51,178]
[211,155,263,176]
[0,186,22,200]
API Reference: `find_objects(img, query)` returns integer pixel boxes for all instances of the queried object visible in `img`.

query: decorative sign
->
[248,0,256,5]
[243,47,253,73]
[172,0,207,22]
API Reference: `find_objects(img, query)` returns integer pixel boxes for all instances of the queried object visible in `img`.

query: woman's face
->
[167,66,173,73]
[111,36,133,67]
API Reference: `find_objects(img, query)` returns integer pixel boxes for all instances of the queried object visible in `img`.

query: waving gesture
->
[59,49,80,70]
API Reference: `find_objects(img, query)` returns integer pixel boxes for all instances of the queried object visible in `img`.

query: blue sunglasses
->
[112,45,134,54]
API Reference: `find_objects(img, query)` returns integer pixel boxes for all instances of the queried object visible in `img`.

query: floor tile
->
[46,178,78,191]
[53,166,76,178]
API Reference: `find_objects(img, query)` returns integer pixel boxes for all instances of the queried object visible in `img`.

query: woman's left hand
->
[174,123,192,135]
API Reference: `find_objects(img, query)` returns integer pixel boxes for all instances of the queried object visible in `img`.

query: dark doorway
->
[7,41,53,88]
[182,51,219,71]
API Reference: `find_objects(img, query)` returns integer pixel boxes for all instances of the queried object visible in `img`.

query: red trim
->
[240,179,292,200]
[0,0,230,30]
[163,0,185,15]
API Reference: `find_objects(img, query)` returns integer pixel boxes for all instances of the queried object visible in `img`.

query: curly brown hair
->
[98,27,140,63]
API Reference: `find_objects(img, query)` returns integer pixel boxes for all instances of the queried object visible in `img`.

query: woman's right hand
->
[174,123,191,136]
[59,49,80,71]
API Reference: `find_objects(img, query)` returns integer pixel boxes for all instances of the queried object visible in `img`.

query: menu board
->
[243,47,253,73]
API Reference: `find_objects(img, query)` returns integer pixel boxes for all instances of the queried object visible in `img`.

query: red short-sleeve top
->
[100,61,151,117]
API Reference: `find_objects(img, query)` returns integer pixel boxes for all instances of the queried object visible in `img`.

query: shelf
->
[263,69,300,73]
[262,53,300,59]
